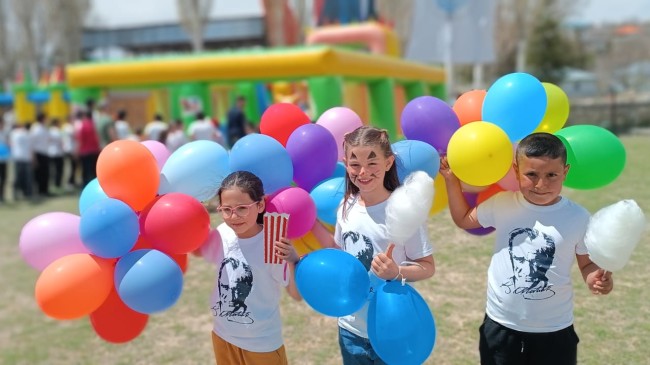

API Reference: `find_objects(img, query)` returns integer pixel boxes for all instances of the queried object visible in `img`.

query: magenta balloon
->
[19,212,90,271]
[286,124,338,192]
[316,107,363,160]
[400,96,460,153]
[141,140,171,170]
[266,187,317,239]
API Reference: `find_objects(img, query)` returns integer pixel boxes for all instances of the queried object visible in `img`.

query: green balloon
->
[555,125,626,189]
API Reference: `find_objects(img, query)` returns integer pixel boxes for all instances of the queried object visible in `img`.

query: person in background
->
[88,99,113,148]
[9,123,34,201]
[30,112,51,197]
[62,111,81,189]
[166,119,188,152]
[76,111,101,188]
[143,114,168,141]
[188,112,225,146]
[0,117,9,203]
[114,109,131,140]
[47,119,65,193]
[226,96,248,148]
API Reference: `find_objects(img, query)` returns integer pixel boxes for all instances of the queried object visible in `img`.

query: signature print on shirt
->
[342,231,374,271]
[500,227,556,300]
[212,257,254,324]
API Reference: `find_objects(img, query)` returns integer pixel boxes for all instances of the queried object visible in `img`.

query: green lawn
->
[1,135,648,365]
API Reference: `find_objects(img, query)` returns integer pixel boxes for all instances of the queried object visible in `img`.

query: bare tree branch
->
[177,0,213,52]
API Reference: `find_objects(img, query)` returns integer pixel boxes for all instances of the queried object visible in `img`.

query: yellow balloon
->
[429,175,448,216]
[533,83,569,133]
[447,122,513,187]
[293,231,323,256]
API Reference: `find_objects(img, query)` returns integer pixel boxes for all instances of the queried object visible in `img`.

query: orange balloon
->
[477,184,505,205]
[35,254,114,320]
[453,90,487,126]
[90,289,149,343]
[97,140,160,211]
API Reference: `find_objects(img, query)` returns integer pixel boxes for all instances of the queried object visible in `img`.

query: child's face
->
[218,187,264,239]
[515,155,568,206]
[344,145,395,197]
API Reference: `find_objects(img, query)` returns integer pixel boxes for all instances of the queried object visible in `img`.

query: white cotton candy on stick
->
[585,199,647,272]
[385,171,434,246]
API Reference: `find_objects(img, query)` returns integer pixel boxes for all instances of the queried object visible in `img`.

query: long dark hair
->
[217,171,265,224]
[342,126,399,218]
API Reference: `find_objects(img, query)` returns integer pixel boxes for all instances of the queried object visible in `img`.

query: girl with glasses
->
[199,171,300,365]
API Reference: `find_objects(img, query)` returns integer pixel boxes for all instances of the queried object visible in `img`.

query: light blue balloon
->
[331,161,346,178]
[159,140,230,202]
[229,133,293,194]
[368,280,436,365]
[79,198,139,258]
[392,140,440,183]
[78,178,108,214]
[482,72,547,142]
[115,249,184,314]
[309,177,345,226]
[296,248,370,317]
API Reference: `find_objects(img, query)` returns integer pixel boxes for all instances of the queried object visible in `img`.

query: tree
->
[177,0,213,52]
[44,0,90,66]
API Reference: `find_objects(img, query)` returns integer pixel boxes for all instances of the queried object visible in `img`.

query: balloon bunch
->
[19,139,224,343]
[445,73,627,235]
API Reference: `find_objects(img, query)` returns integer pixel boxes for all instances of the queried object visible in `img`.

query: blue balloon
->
[78,178,108,214]
[229,133,293,194]
[0,143,9,160]
[392,140,440,182]
[296,248,370,317]
[79,198,139,258]
[368,281,436,365]
[482,72,547,142]
[331,161,346,178]
[159,140,230,202]
[115,249,184,314]
[309,177,345,226]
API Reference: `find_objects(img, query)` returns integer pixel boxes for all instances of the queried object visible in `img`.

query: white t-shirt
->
[334,196,434,338]
[10,128,32,162]
[143,121,168,141]
[165,129,187,152]
[29,123,49,154]
[47,127,64,158]
[114,120,131,140]
[61,123,76,154]
[477,191,590,333]
[206,223,289,352]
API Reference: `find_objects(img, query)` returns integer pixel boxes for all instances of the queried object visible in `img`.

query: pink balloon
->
[19,212,90,271]
[141,140,171,170]
[316,107,363,161]
[497,143,519,191]
[266,187,317,239]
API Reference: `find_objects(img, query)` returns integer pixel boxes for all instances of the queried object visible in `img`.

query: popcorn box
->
[263,212,289,264]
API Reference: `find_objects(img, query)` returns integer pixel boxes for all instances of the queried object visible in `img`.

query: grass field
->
[1,135,648,365]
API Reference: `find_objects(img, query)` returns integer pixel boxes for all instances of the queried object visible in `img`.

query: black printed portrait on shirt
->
[341,231,374,271]
[212,257,254,324]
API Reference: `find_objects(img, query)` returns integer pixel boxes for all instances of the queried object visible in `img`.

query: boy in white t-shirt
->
[440,132,614,365]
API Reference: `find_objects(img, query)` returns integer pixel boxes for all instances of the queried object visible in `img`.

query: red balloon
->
[139,193,211,255]
[453,90,487,126]
[170,253,189,273]
[259,103,310,146]
[90,289,149,343]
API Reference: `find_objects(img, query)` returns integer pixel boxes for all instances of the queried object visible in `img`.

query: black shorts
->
[479,315,579,365]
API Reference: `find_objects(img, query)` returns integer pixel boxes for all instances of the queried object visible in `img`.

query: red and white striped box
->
[263,212,289,264]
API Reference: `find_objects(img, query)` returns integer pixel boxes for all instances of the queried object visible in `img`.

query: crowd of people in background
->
[0,96,253,204]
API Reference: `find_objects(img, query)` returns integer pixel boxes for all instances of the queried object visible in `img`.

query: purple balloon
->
[401,96,460,153]
[286,124,338,191]
[462,192,494,236]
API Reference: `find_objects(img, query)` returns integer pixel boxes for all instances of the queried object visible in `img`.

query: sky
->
[88,0,650,28]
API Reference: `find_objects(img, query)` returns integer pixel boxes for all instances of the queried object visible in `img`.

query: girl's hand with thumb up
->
[371,243,400,280]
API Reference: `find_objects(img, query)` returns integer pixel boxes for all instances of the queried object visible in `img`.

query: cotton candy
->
[386,171,434,246]
[585,199,647,272]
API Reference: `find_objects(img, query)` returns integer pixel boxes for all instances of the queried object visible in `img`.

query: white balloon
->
[385,171,434,246]
[585,199,647,272]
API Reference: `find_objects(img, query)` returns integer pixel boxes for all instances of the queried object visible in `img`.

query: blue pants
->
[338,327,387,365]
